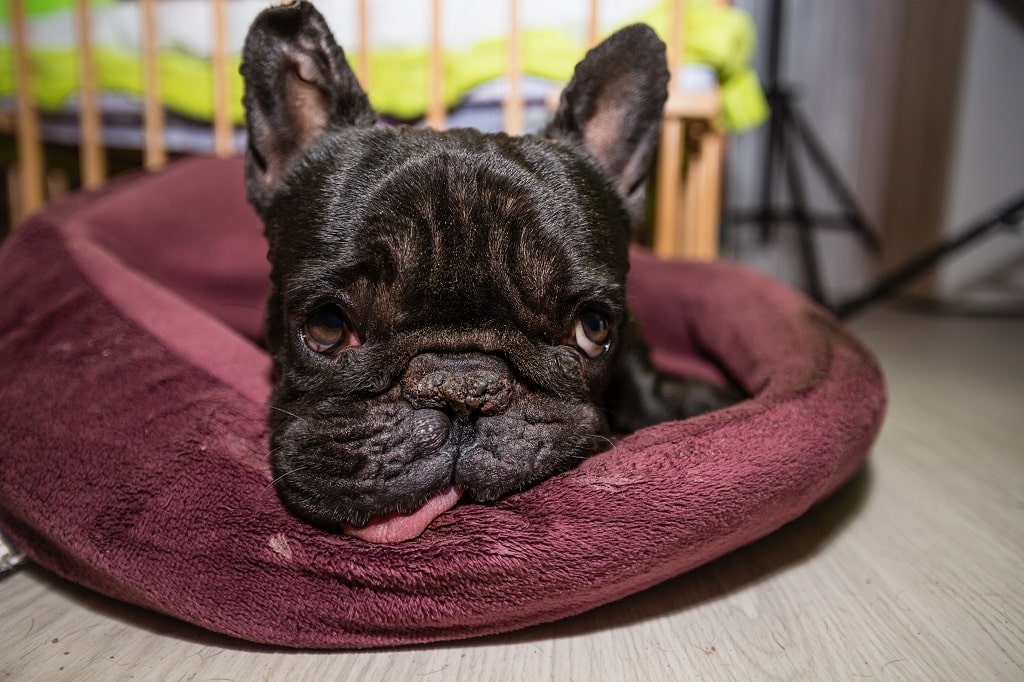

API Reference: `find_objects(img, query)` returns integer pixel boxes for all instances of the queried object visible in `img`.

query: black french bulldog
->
[240,1,738,543]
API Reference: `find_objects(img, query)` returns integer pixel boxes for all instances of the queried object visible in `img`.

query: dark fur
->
[240,1,738,529]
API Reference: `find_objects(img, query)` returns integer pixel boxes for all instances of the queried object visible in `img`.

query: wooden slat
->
[211,0,233,157]
[653,0,724,260]
[140,0,166,170]
[10,0,45,220]
[696,129,723,259]
[427,0,445,129]
[47,167,69,202]
[73,0,105,188]
[653,117,683,257]
[682,129,702,257]
[357,0,371,89]
[6,167,22,228]
[667,0,684,90]
[664,88,719,119]
[503,0,523,135]
[652,0,686,258]
[588,0,600,47]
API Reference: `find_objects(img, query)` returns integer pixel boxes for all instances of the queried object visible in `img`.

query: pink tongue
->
[343,486,462,544]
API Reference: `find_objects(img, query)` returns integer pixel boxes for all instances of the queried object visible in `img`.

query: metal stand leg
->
[833,191,1024,318]
[779,102,824,302]
[729,0,880,306]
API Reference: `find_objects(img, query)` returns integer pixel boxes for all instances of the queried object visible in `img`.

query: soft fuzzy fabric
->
[0,157,885,649]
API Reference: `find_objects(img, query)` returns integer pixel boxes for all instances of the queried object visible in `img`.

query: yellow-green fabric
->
[0,0,766,131]
[0,0,112,22]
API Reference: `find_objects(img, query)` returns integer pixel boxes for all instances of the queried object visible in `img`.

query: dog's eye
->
[572,311,611,358]
[303,304,357,354]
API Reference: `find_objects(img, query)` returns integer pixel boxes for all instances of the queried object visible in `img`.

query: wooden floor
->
[1,305,1022,680]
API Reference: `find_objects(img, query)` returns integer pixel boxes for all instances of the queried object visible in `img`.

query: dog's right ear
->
[240,1,375,212]
[544,25,669,228]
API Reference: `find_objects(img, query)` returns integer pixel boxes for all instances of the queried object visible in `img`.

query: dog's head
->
[241,1,668,542]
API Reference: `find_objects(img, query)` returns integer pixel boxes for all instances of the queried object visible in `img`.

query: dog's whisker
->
[262,465,309,493]
[566,453,601,462]
[269,405,306,422]
[265,444,288,460]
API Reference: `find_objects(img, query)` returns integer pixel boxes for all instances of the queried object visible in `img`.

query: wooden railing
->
[6,0,723,259]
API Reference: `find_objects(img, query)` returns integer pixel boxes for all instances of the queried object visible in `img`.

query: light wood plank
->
[426,0,446,130]
[10,0,45,220]
[663,88,719,120]
[357,0,371,89]
[5,167,21,228]
[210,0,233,158]
[685,124,723,260]
[140,0,166,170]
[73,0,106,188]
[667,0,684,91]
[654,117,683,257]
[682,129,702,256]
[653,0,727,261]
[587,0,600,46]
[503,0,523,136]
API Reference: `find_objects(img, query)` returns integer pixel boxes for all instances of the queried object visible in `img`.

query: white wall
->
[722,0,901,304]
[724,0,1024,309]
[938,0,1024,305]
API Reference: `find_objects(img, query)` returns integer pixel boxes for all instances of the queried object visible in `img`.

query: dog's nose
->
[403,354,513,419]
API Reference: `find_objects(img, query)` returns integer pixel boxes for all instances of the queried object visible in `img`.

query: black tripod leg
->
[757,0,785,242]
[779,104,826,303]
[758,93,783,242]
[832,191,1024,318]
[786,103,881,251]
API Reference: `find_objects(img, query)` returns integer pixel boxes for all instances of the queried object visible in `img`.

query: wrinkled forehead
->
[357,127,627,246]
[364,144,608,267]
[277,128,632,316]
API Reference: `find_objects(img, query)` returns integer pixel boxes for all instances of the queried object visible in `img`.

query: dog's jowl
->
[240,1,739,543]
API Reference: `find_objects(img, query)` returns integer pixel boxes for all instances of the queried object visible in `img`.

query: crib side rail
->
[9,0,45,221]
[5,0,723,260]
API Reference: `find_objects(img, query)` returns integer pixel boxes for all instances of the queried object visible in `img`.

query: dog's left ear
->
[240,1,375,213]
[544,25,669,225]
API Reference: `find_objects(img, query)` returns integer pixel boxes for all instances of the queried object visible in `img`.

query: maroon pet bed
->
[0,158,885,649]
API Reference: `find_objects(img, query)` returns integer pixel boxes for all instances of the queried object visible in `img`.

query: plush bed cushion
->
[0,157,885,649]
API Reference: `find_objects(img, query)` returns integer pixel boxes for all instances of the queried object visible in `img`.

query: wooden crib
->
[4,0,724,260]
